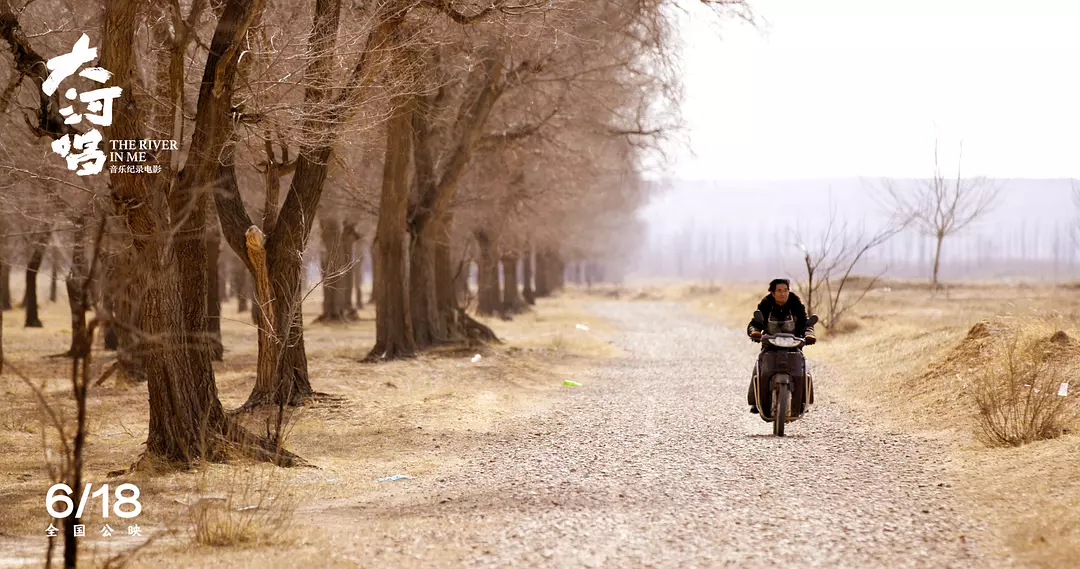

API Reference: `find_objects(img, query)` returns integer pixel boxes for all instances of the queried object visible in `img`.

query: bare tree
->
[881,140,1000,287]
[793,209,905,330]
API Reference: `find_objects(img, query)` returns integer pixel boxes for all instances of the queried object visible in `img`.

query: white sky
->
[671,0,1080,180]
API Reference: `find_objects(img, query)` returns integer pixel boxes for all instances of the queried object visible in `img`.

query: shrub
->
[974,335,1079,447]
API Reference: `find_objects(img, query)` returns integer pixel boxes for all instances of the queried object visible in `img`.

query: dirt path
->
[302,301,1002,568]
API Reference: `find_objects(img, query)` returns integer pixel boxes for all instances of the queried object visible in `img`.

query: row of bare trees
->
[0,0,750,475]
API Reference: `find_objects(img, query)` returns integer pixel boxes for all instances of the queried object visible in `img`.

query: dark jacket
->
[747,292,812,338]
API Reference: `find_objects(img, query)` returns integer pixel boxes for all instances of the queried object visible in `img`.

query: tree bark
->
[24,232,47,327]
[522,243,535,305]
[501,251,526,315]
[368,93,418,360]
[475,230,501,317]
[206,223,224,361]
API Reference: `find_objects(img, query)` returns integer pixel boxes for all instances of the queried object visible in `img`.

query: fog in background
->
[631,1,1080,283]
[633,179,1077,282]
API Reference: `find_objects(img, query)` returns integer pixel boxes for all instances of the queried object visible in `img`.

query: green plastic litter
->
[563,380,582,387]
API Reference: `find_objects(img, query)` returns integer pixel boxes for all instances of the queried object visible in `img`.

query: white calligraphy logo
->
[43,34,122,176]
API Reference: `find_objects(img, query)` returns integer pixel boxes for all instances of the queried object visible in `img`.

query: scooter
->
[751,312,818,437]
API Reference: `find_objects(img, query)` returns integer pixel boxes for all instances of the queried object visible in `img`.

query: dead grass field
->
[0,285,618,568]
[622,277,1080,569]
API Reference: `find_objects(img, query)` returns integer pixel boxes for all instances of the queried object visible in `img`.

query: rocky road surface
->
[323,301,1002,568]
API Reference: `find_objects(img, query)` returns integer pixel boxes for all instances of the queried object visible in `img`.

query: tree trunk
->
[433,212,462,341]
[249,298,312,407]
[49,246,59,302]
[501,252,526,315]
[317,217,347,322]
[352,234,364,310]
[0,216,6,312]
[0,261,10,310]
[206,224,224,361]
[240,176,320,408]
[553,251,565,291]
[277,325,310,402]
[458,260,470,307]
[100,244,143,375]
[65,218,89,357]
[24,233,47,327]
[222,256,233,300]
[932,231,944,287]
[342,222,359,316]
[535,249,553,298]
[0,212,5,371]
[368,94,417,360]
[475,230,501,317]
[235,264,249,312]
[102,292,119,350]
[369,240,379,307]
[522,243,535,305]
[410,221,444,349]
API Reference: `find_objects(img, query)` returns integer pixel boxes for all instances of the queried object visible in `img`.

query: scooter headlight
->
[769,336,800,348]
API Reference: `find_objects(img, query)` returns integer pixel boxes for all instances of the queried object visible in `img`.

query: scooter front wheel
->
[773,384,789,437]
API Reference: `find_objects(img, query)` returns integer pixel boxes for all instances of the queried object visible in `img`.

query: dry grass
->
[186,466,297,548]
[682,278,1080,568]
[0,282,617,567]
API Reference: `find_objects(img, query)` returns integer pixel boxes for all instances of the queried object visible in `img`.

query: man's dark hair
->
[768,278,790,292]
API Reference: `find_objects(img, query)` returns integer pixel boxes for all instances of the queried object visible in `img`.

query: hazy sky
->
[671,0,1080,180]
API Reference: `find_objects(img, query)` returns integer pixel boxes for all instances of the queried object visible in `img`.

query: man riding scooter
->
[747,278,816,414]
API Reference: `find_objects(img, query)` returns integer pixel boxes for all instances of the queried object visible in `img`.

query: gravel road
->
[335,301,1002,568]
